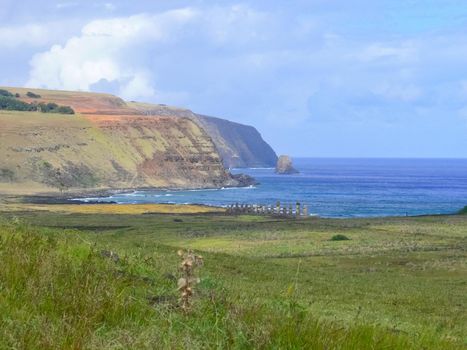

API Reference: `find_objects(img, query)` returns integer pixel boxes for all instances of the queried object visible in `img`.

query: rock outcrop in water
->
[231,173,258,187]
[275,155,299,175]
[0,87,272,195]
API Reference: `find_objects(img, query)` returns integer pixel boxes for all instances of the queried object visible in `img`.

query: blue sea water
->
[80,158,467,218]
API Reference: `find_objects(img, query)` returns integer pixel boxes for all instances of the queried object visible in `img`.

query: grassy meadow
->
[0,206,466,349]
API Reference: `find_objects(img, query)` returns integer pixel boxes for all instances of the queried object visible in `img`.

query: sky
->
[1,0,467,158]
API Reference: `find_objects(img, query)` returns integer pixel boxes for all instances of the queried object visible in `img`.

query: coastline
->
[1,158,466,219]
[0,181,257,205]
[1,191,464,219]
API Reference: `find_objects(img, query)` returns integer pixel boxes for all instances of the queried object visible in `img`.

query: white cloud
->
[119,73,156,100]
[25,5,273,100]
[0,19,84,50]
[356,42,418,63]
[56,2,78,9]
[26,9,198,99]
[373,83,422,102]
[103,3,116,11]
[201,4,272,45]
[0,24,52,48]
[22,4,467,130]
[80,9,196,39]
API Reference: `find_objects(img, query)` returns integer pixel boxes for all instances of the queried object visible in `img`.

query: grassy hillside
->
[0,209,465,349]
[0,88,235,195]
[2,87,130,115]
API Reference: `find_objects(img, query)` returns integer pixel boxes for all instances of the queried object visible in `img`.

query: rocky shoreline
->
[5,173,257,205]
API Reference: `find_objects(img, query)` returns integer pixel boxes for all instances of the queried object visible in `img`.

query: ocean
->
[79,158,467,218]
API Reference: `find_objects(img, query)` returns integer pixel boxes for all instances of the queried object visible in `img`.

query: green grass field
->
[0,209,466,349]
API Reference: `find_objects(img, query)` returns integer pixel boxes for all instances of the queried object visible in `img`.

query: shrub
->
[330,234,350,241]
[0,96,36,111]
[0,168,15,182]
[26,91,41,98]
[55,105,75,114]
[37,102,74,114]
[458,206,467,215]
[177,249,203,312]
[0,89,14,97]
[37,102,57,112]
[0,96,74,114]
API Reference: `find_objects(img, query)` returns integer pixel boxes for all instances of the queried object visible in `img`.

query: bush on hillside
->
[0,96,36,111]
[330,234,350,241]
[0,89,14,97]
[26,91,41,98]
[55,105,75,114]
[36,102,74,114]
[0,168,15,182]
[38,102,59,112]
[0,96,74,114]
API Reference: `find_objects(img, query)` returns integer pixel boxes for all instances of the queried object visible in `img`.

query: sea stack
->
[275,155,299,175]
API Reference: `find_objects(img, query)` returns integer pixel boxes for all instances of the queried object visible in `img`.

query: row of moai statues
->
[226,201,308,218]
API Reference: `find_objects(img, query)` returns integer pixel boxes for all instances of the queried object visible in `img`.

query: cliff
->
[193,115,278,168]
[123,103,278,168]
[0,87,259,195]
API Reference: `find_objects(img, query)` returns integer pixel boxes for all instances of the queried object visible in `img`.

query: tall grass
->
[0,220,459,349]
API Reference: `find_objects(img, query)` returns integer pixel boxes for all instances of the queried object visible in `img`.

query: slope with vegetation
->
[0,89,74,114]
[0,87,275,194]
[0,209,465,349]
[0,88,251,194]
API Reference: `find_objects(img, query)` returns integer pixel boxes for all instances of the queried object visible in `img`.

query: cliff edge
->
[0,87,261,195]
[193,115,278,168]
[123,103,278,168]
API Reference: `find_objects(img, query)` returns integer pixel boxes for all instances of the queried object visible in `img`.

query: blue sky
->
[1,0,467,157]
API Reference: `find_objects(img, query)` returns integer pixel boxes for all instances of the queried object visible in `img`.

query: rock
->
[275,155,299,175]
[230,173,258,186]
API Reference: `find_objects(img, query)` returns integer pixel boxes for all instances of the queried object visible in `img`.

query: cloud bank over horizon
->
[1,0,467,157]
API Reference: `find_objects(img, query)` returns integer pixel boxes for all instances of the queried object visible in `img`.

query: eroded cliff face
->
[192,115,278,169]
[0,88,240,194]
[125,102,278,168]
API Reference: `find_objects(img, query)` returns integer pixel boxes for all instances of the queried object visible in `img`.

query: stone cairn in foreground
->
[226,201,309,218]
